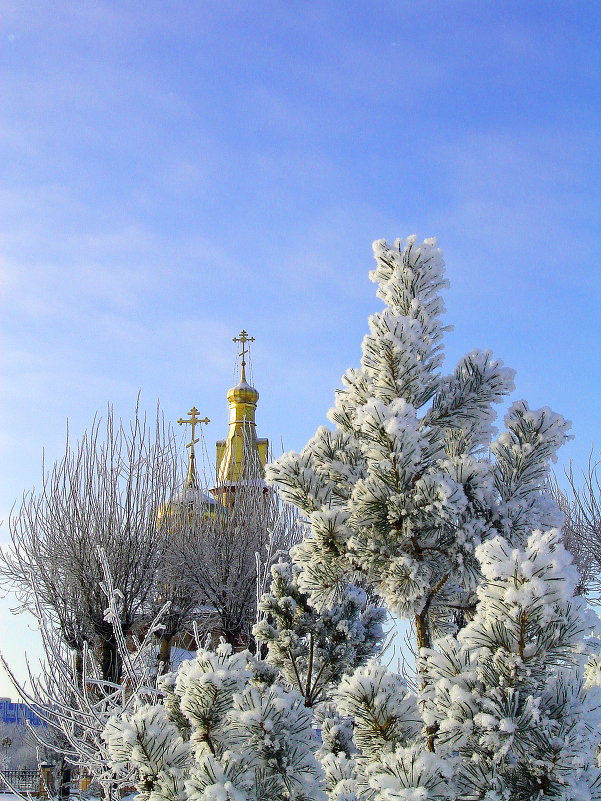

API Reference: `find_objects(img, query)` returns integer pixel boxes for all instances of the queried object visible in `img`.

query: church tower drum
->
[214,330,268,503]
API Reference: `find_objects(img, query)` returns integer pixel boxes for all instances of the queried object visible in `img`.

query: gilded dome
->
[227,379,259,405]
[158,485,224,523]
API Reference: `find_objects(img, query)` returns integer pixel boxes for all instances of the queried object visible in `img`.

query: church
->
[157,329,291,660]
[174,329,269,512]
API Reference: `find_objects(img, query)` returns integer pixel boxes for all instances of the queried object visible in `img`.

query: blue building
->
[0,697,45,727]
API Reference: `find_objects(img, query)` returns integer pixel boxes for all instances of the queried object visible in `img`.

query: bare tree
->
[0,403,184,683]
[551,450,601,598]
[0,388,304,801]
[0,555,164,801]
[1,398,303,684]
[175,480,304,653]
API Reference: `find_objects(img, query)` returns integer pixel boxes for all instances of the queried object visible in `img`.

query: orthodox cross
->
[233,329,255,381]
[177,407,210,487]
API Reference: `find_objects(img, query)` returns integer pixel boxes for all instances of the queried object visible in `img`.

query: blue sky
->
[1,1,600,697]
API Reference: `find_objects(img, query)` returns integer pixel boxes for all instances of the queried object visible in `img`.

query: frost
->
[421,528,601,797]
[105,235,599,801]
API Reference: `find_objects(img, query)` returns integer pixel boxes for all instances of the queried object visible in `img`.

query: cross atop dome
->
[233,329,255,384]
[177,406,210,488]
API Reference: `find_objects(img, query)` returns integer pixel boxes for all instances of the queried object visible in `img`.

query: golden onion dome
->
[227,378,259,405]
[158,486,225,524]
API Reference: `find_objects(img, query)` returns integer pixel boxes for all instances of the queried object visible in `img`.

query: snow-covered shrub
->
[104,643,325,801]
[254,559,386,706]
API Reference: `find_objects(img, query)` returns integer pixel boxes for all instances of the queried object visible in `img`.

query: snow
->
[103,236,601,800]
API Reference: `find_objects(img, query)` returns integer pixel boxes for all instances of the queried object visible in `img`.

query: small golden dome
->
[158,486,224,524]
[227,379,259,405]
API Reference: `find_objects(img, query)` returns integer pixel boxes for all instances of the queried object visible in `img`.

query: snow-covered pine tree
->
[104,236,598,801]
[104,643,325,801]
[420,528,601,800]
[264,235,593,797]
[253,559,386,706]
[267,237,568,654]
[104,565,388,800]
[324,659,453,800]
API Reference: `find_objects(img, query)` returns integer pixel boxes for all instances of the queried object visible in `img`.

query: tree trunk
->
[157,633,173,675]
[100,636,122,684]
[415,609,432,651]
[415,608,439,751]
[58,759,71,801]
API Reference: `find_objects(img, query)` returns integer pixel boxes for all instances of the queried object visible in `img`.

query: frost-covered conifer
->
[312,660,454,800]
[253,560,386,706]
[420,528,601,799]
[268,237,569,653]
[104,643,325,801]
[107,562,389,801]
[105,236,593,801]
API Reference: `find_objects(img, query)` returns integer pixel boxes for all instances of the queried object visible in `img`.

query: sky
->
[1,1,600,699]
